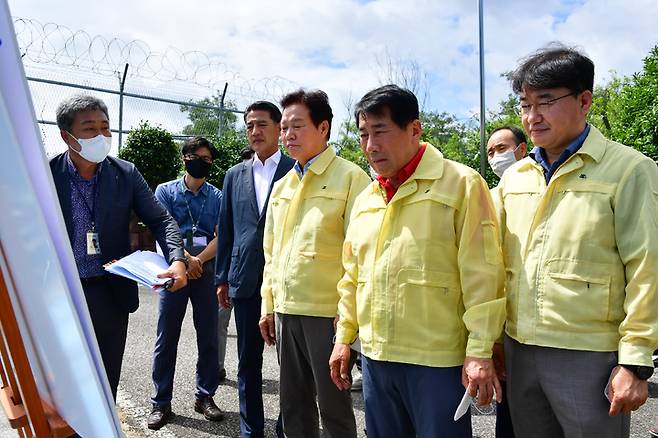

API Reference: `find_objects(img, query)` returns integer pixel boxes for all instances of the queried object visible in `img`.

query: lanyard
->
[180,180,207,235]
[71,178,97,231]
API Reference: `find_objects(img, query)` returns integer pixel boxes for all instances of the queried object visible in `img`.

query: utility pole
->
[218,82,228,138]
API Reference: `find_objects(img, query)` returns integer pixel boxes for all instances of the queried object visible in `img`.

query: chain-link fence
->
[15,17,297,157]
[27,65,241,157]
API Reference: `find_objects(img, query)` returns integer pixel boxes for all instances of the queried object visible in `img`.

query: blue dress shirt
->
[154,178,222,242]
[67,154,104,278]
[530,124,591,184]
[294,150,324,179]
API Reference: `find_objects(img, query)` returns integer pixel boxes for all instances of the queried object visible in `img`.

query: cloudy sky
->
[8,0,658,147]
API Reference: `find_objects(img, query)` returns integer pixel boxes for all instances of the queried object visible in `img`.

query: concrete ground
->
[0,286,655,437]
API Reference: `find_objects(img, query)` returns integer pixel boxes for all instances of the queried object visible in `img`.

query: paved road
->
[115,287,658,438]
[0,285,655,437]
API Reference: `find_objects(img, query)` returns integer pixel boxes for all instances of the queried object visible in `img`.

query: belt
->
[80,275,107,285]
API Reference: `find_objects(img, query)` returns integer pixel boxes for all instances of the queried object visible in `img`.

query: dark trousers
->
[496,384,516,438]
[275,313,356,438]
[234,294,267,438]
[151,269,219,406]
[82,278,129,401]
[504,335,630,438]
[361,356,471,438]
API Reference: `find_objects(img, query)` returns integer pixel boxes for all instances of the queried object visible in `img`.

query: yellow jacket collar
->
[368,142,444,201]
[410,142,444,180]
[517,124,607,174]
[307,146,336,176]
[577,124,606,163]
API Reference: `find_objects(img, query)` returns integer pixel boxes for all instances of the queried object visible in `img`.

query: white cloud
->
[9,0,658,142]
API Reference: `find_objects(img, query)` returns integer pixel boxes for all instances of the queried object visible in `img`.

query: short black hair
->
[243,101,282,124]
[511,43,594,94]
[490,125,527,146]
[240,147,255,160]
[354,84,419,130]
[280,89,333,139]
[181,136,219,160]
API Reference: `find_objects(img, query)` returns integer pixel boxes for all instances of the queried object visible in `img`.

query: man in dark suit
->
[215,101,294,438]
[50,94,187,401]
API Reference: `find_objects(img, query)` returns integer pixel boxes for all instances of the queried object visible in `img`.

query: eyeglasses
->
[183,153,213,164]
[518,92,577,115]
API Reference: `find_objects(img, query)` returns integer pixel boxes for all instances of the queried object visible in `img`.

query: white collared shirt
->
[252,149,281,213]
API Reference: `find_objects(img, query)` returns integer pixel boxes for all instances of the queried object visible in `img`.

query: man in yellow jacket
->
[259,89,371,438]
[495,44,658,438]
[329,85,506,438]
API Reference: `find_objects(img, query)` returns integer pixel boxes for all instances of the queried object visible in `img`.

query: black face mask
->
[185,158,212,179]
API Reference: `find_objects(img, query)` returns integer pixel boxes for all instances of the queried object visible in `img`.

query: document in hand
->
[104,250,171,290]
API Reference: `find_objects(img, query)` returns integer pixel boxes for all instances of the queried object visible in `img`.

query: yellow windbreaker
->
[335,144,506,367]
[494,126,658,367]
[261,146,371,318]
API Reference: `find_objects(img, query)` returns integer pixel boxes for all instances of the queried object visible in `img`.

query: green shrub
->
[119,121,181,190]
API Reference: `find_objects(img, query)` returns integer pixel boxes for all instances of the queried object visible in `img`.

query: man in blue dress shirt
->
[148,137,226,430]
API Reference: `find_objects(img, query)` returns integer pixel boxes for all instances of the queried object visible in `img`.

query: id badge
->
[87,231,101,255]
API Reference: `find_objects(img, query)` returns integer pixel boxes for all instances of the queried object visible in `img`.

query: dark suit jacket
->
[215,154,295,299]
[50,153,184,313]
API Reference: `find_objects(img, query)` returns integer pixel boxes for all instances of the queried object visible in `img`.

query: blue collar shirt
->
[294,149,325,179]
[154,177,222,241]
[66,153,105,278]
[530,124,591,184]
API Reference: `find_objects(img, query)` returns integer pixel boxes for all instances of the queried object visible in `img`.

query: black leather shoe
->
[194,397,224,421]
[147,405,172,430]
[218,368,227,382]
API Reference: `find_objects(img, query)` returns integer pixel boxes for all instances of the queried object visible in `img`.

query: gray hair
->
[55,94,109,132]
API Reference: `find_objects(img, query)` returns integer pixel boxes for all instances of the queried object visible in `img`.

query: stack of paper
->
[104,250,170,290]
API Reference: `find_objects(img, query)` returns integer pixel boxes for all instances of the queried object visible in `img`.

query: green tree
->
[418,110,492,181]
[608,45,658,163]
[587,74,623,138]
[180,94,240,137]
[420,111,465,146]
[333,119,369,173]
[119,121,181,190]
[180,95,250,189]
[205,129,249,189]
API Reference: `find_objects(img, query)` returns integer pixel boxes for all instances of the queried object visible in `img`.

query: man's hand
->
[329,343,352,391]
[259,314,276,346]
[492,343,506,381]
[608,365,648,416]
[216,283,230,309]
[187,255,203,279]
[462,356,502,406]
[157,260,188,292]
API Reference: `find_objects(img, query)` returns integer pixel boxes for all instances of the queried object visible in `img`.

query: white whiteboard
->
[0,0,123,435]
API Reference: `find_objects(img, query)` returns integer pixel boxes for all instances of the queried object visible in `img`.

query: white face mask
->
[68,132,112,163]
[488,146,520,178]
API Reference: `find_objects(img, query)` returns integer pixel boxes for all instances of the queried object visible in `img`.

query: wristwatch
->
[620,364,654,380]
[171,256,189,269]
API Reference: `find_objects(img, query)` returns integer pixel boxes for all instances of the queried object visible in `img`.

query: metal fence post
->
[118,63,129,150]
[478,0,486,177]
[218,82,228,138]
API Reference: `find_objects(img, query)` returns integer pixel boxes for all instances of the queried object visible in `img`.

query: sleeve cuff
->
[168,248,185,264]
[261,293,274,316]
[618,341,655,367]
[465,337,495,359]
[335,327,358,345]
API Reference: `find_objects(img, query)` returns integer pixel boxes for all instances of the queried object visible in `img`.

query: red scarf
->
[376,144,426,203]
